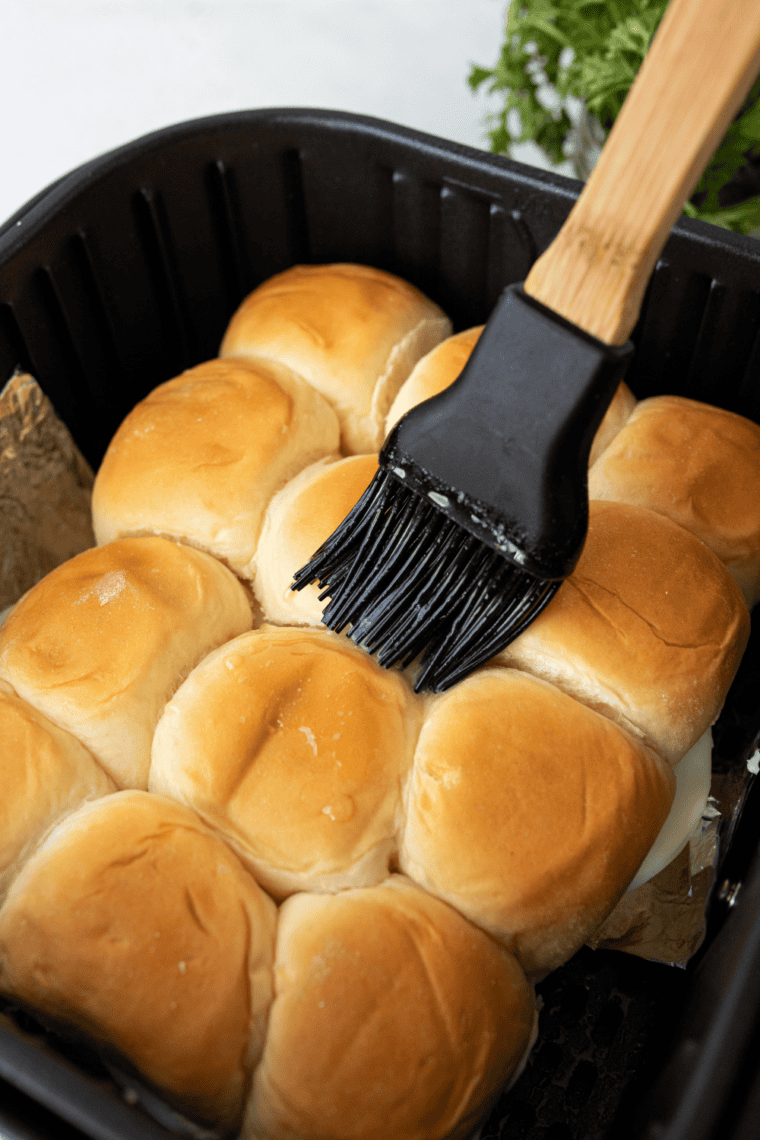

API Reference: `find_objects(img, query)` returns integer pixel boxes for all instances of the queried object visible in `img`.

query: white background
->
[0,0,555,227]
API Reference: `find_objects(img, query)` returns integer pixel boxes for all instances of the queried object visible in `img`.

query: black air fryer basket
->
[2,108,760,1140]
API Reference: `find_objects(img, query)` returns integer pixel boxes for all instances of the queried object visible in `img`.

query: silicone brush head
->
[293,285,633,692]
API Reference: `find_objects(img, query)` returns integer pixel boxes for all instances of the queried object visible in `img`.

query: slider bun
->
[384,325,636,464]
[150,625,421,899]
[0,791,277,1133]
[384,326,484,433]
[588,395,760,605]
[254,453,379,625]
[496,500,749,766]
[0,537,254,789]
[220,263,452,454]
[399,668,675,977]
[245,875,537,1140]
[588,378,638,465]
[91,357,340,579]
[0,680,115,903]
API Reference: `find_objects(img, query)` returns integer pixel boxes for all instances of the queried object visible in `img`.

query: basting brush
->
[293,0,760,692]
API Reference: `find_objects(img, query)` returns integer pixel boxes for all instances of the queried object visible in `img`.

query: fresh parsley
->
[469,0,760,234]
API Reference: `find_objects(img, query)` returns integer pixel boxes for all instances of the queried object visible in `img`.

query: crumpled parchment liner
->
[0,370,95,610]
[588,767,753,966]
[590,616,760,968]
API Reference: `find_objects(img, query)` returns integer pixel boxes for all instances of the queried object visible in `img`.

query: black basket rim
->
[3,105,757,268]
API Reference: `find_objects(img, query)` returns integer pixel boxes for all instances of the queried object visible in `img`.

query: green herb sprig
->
[469,0,760,234]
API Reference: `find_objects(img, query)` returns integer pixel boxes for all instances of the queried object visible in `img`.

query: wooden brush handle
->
[524,0,760,345]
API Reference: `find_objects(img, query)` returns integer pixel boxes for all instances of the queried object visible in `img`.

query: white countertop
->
[0,0,550,227]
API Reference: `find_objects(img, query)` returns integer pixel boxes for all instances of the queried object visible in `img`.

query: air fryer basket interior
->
[2,108,760,1140]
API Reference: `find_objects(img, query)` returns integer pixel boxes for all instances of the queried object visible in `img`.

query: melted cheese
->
[628,730,712,891]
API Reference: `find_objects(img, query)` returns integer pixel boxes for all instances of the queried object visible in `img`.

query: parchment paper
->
[0,370,95,610]
[589,767,753,965]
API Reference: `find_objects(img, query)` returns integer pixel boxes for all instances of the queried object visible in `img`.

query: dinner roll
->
[220,263,451,454]
[588,395,760,605]
[0,537,254,789]
[399,668,675,977]
[91,356,340,580]
[0,791,277,1134]
[588,378,638,465]
[384,324,636,465]
[150,625,421,899]
[254,453,379,625]
[384,326,484,434]
[244,875,537,1140]
[495,500,749,766]
[0,679,115,903]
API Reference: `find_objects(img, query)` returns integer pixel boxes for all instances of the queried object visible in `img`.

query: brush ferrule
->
[381,442,540,577]
[384,284,634,580]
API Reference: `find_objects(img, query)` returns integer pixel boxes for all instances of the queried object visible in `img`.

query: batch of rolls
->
[1,262,759,1140]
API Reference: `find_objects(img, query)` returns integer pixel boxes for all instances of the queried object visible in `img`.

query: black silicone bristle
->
[292,467,560,692]
[291,285,635,692]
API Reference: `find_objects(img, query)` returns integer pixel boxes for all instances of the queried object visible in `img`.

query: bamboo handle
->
[524,0,760,345]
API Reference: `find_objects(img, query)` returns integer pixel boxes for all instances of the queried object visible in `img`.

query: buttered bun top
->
[91,356,340,580]
[399,668,675,978]
[0,680,115,903]
[247,876,537,1140]
[384,325,485,433]
[589,395,760,605]
[150,625,422,899]
[220,263,452,453]
[253,453,379,626]
[0,792,277,1134]
[495,500,750,766]
[0,537,254,789]
[385,324,637,466]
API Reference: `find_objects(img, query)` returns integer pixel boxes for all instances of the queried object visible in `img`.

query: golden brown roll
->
[220,263,452,454]
[91,356,340,580]
[0,791,277,1134]
[384,325,484,433]
[588,395,760,605]
[399,668,675,977]
[150,625,422,899]
[0,679,115,903]
[384,324,636,465]
[244,875,537,1140]
[495,499,749,766]
[253,453,379,625]
[588,378,638,465]
[0,537,254,789]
